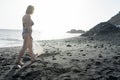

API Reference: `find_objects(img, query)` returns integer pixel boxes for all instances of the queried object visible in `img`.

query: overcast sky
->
[0,0,120,33]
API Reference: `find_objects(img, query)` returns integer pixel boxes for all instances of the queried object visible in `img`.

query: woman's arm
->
[23,15,33,35]
[23,15,32,27]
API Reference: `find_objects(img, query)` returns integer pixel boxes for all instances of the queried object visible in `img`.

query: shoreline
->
[0,30,82,48]
[0,35,81,49]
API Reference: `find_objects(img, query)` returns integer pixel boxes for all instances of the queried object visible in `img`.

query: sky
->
[0,0,120,34]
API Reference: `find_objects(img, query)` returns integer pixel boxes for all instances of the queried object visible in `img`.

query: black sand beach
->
[1,32,120,80]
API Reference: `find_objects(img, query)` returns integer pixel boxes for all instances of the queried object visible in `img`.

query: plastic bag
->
[33,41,44,56]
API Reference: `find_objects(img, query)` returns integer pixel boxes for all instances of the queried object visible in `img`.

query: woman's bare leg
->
[28,38,36,62]
[17,47,26,65]
[16,36,27,65]
[29,48,36,62]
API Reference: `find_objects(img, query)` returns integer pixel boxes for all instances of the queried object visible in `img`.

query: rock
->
[66,52,72,56]
[71,67,81,73]
[74,45,76,46]
[80,50,84,52]
[82,22,120,37]
[17,78,22,80]
[63,58,66,60]
[62,77,71,80]
[113,55,120,60]
[66,45,72,47]
[82,54,86,56]
[86,44,89,46]
[86,63,92,69]
[66,52,71,55]
[89,78,96,80]
[94,45,97,48]
[101,44,104,48]
[71,59,80,62]
[117,52,120,55]
[67,29,85,33]
[89,37,94,40]
[109,11,120,25]
[90,59,95,62]
[103,58,110,63]
[113,61,119,65]
[98,54,103,58]
[45,51,48,54]
[56,74,71,80]
[65,41,70,42]
[106,75,118,80]
[30,65,37,68]
[41,77,47,80]
[0,57,5,61]
[22,70,41,80]
[23,56,31,62]
[95,61,102,66]
[1,62,8,66]
[52,56,56,60]
[104,47,107,50]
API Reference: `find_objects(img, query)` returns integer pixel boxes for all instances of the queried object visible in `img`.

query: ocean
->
[0,29,81,48]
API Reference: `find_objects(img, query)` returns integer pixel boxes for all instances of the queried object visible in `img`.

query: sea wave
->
[0,38,22,41]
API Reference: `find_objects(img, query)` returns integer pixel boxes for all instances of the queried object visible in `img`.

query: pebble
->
[71,67,81,73]
[52,56,57,60]
[95,61,102,66]
[98,54,103,58]
[71,59,79,62]
[80,50,84,52]
[66,52,71,55]
[82,54,86,56]
[66,45,72,47]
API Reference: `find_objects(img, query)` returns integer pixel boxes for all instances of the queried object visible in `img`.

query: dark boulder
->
[82,22,120,36]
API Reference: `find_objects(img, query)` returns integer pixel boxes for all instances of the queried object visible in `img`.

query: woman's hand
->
[30,36,33,40]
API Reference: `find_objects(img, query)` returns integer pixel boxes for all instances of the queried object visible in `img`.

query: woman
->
[16,5,36,67]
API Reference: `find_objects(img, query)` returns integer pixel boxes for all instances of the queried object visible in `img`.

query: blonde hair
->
[26,5,34,15]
